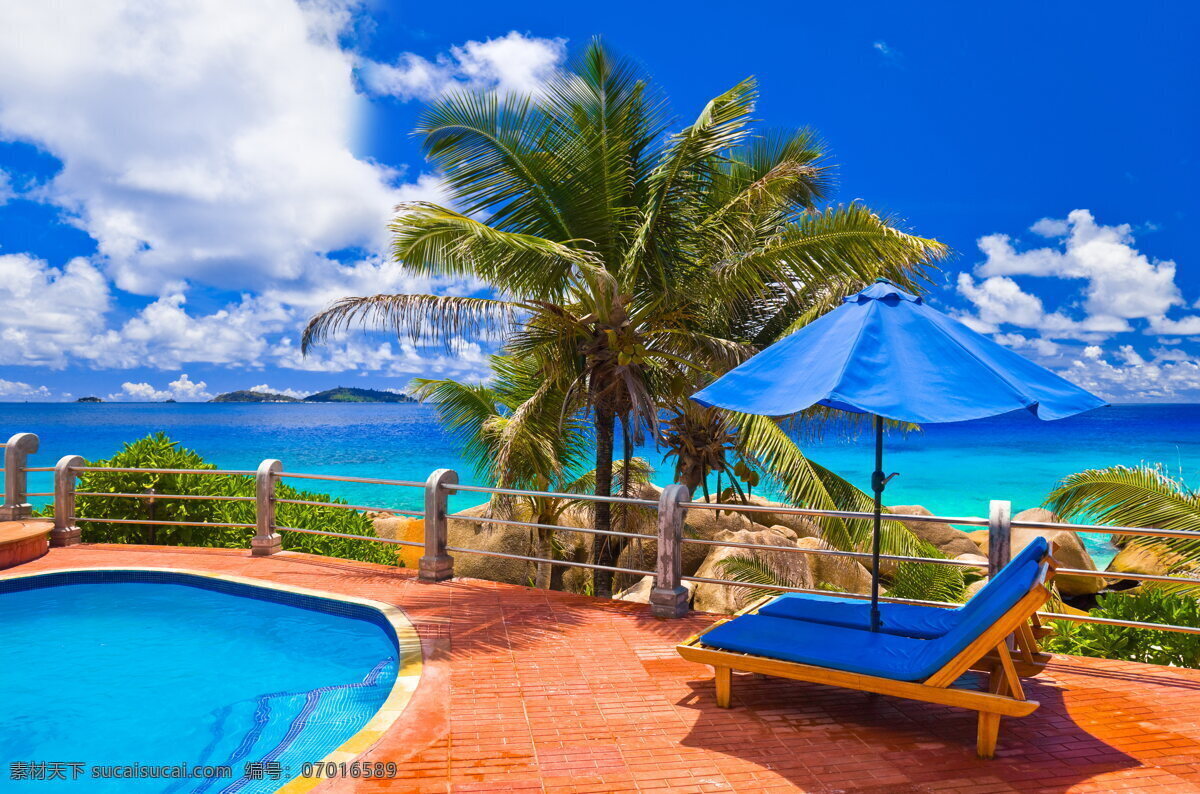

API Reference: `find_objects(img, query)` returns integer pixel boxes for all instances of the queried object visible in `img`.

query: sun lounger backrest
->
[910,551,1047,679]
[957,536,1049,620]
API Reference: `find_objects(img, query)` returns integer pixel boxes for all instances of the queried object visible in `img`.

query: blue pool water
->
[0,571,400,792]
[3,401,1199,564]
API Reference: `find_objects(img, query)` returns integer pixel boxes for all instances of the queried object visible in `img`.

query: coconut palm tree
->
[1046,465,1200,579]
[302,40,947,595]
[411,354,653,590]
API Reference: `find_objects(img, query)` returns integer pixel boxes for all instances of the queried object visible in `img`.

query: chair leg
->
[977,712,1001,759]
[715,666,732,708]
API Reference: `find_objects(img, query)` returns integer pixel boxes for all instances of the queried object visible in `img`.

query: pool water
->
[0,571,402,793]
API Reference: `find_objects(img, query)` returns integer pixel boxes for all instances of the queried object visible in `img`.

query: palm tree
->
[411,354,651,589]
[302,40,947,595]
[1046,465,1200,578]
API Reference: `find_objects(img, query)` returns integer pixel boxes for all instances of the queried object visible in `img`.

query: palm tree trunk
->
[535,524,554,589]
[592,405,617,597]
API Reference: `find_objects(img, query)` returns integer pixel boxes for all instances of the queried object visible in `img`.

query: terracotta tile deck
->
[12,545,1200,793]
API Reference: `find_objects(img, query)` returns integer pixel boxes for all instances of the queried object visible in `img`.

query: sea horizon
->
[5,401,1198,567]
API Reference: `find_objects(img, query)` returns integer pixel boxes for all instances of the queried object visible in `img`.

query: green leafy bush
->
[1046,588,1200,668]
[40,433,399,567]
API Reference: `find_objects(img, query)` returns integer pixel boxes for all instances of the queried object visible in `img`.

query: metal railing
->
[4,431,1200,637]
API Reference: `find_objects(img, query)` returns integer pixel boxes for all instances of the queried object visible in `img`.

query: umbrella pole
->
[870,414,884,632]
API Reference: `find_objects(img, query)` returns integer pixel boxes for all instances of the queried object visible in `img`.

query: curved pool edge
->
[0,565,423,794]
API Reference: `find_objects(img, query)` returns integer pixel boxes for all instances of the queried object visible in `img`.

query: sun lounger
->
[751,537,1054,674]
[677,541,1057,758]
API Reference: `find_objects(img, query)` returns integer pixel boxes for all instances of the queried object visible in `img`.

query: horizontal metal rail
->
[70,516,255,528]
[444,545,653,577]
[1040,611,1200,635]
[70,466,255,476]
[276,525,423,547]
[453,513,650,541]
[1012,518,1200,541]
[75,491,256,502]
[681,574,955,608]
[275,497,423,517]
[21,466,54,472]
[26,492,53,497]
[681,535,982,567]
[446,482,659,507]
[680,499,991,527]
[278,472,424,488]
[1058,567,1200,585]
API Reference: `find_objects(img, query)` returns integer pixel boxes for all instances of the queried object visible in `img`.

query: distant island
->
[76,396,102,403]
[211,390,300,403]
[209,387,416,404]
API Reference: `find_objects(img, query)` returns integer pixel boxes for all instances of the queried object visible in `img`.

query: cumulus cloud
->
[0,0,403,295]
[360,31,566,100]
[0,254,112,368]
[108,373,212,402]
[1064,347,1200,402]
[0,379,53,399]
[959,210,1197,341]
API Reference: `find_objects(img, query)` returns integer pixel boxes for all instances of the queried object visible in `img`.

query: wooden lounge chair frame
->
[678,554,1058,759]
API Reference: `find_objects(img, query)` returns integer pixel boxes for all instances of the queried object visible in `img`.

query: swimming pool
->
[0,569,420,793]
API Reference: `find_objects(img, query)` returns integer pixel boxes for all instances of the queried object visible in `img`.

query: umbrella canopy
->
[691,279,1106,631]
[692,280,1106,422]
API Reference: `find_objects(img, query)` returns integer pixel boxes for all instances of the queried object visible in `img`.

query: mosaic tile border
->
[0,566,423,794]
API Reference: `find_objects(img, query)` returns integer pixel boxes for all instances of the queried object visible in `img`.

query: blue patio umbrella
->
[691,279,1106,630]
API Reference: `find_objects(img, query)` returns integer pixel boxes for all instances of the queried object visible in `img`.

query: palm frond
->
[301,294,515,354]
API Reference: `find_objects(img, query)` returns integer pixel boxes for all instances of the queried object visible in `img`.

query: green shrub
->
[39,433,399,567]
[1045,588,1200,668]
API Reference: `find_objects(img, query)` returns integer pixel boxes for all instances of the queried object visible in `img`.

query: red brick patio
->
[11,545,1200,792]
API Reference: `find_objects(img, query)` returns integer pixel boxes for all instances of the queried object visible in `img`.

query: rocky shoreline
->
[369,489,1165,614]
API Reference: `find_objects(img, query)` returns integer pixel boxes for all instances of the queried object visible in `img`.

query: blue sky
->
[0,0,1196,402]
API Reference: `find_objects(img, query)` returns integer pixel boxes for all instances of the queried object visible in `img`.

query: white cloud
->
[872,41,899,59]
[975,209,1181,323]
[0,0,404,295]
[0,379,53,399]
[0,254,112,368]
[0,169,13,205]
[108,373,212,402]
[361,31,566,101]
[1065,347,1200,402]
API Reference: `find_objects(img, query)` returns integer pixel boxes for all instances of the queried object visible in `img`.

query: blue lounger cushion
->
[756,537,1050,639]
[701,541,1046,681]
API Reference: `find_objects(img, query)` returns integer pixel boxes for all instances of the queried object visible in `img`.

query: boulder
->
[794,536,873,594]
[443,502,591,587]
[371,514,424,568]
[691,527,815,614]
[614,574,696,604]
[691,493,821,539]
[978,508,1102,596]
[1106,541,1199,588]
[888,504,981,558]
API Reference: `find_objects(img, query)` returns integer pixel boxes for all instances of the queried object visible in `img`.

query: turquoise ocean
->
[4,402,1198,565]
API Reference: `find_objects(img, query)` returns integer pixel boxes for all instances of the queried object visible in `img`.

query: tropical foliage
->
[39,434,397,567]
[303,39,948,595]
[1046,464,1200,578]
[411,354,652,588]
[1045,589,1200,668]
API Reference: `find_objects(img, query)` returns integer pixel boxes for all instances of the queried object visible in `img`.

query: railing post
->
[1,432,39,521]
[51,455,84,546]
[649,484,691,618]
[988,499,1012,577]
[251,459,282,556]
[419,468,457,583]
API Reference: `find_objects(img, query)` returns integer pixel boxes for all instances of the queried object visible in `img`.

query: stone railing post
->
[988,499,1012,577]
[52,455,85,546]
[1,432,39,521]
[251,459,282,556]
[419,468,457,583]
[649,484,691,618]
